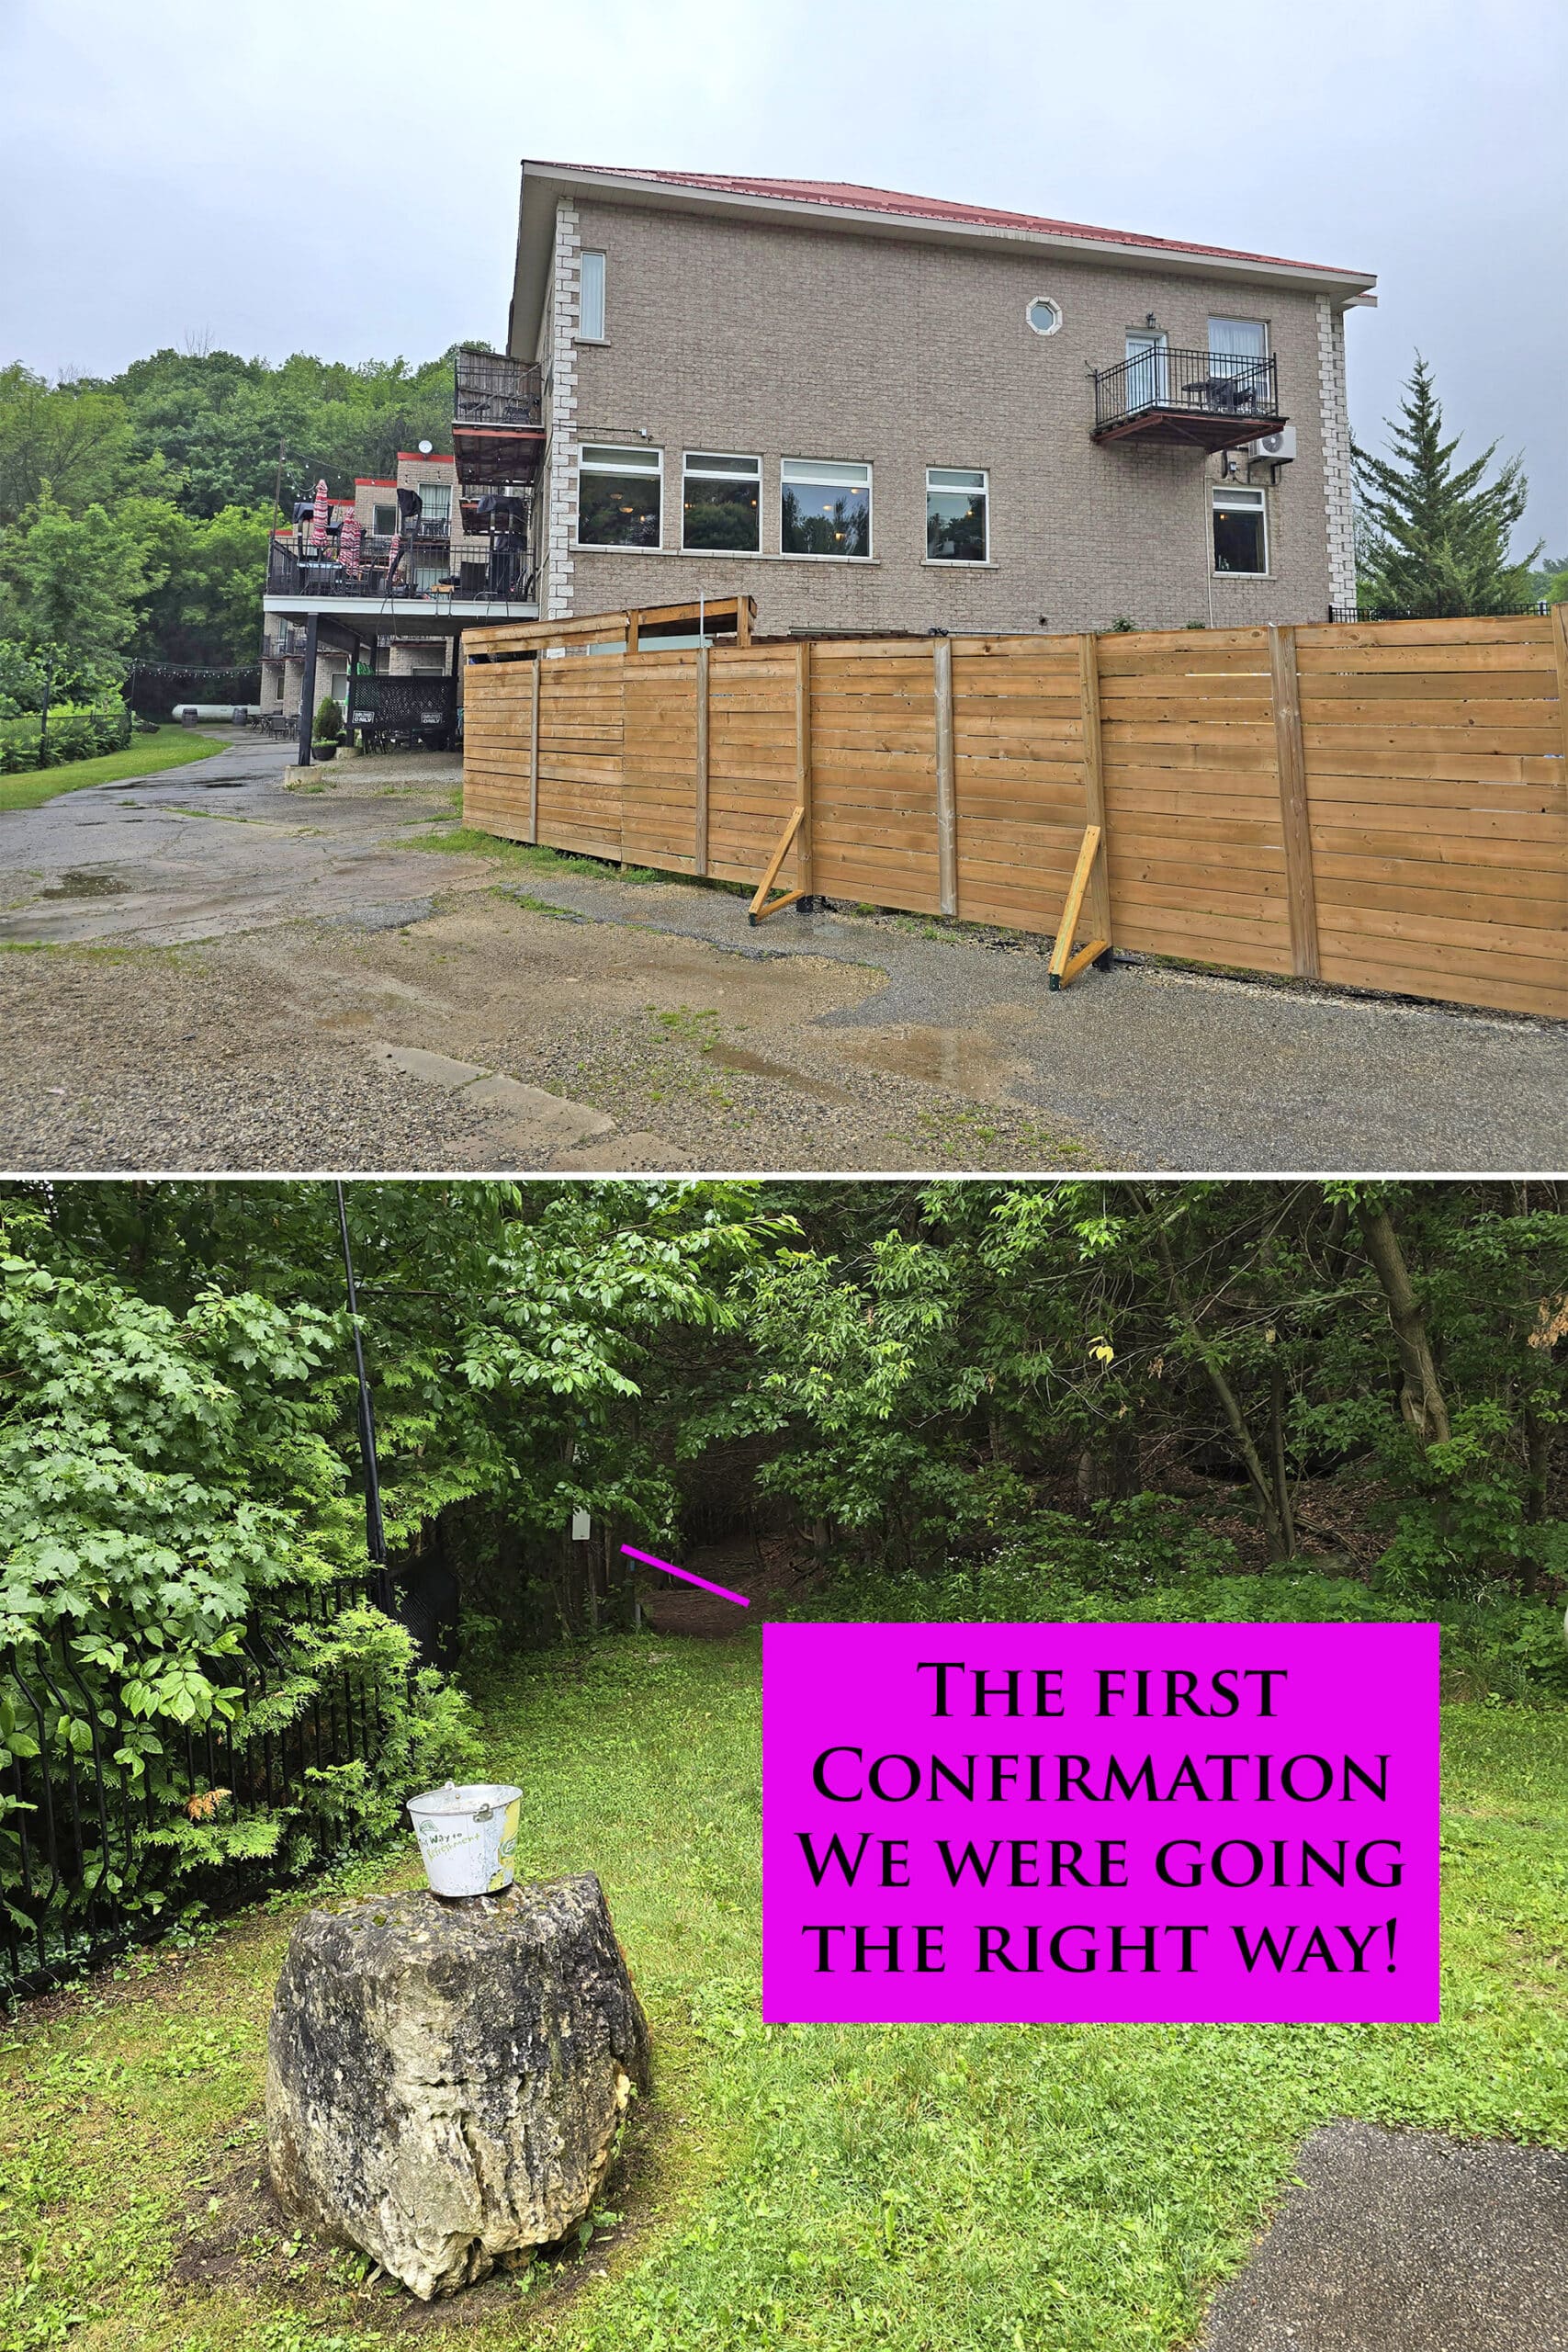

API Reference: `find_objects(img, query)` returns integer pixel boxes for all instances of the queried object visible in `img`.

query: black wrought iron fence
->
[0,1573,386,1999]
[1327,599,1554,625]
[1093,347,1280,435]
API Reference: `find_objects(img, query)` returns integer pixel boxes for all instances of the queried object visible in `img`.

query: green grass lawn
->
[0,728,228,815]
[3,1641,1566,2352]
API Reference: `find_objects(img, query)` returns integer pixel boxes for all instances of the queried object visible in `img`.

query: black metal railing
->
[1093,347,1280,435]
[0,1576,388,1999]
[266,625,309,659]
[1328,599,1553,625]
[266,536,536,606]
[454,349,543,427]
[346,673,458,750]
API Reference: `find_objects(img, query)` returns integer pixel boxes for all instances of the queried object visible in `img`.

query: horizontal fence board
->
[463,610,1566,1023]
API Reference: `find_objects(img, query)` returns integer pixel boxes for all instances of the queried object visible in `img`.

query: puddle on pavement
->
[705,1042,854,1103]
[39,868,130,900]
[833,1024,1019,1096]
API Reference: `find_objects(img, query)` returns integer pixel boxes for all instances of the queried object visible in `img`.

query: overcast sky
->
[3,0,1562,553]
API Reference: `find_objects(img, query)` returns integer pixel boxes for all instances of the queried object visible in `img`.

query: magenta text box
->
[762,1622,1439,2024]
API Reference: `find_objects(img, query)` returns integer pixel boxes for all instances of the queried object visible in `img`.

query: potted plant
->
[312,695,344,761]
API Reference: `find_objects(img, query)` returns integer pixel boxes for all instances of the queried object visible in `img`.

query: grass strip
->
[0,729,227,815]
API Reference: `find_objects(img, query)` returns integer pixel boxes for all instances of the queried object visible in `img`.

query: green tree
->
[128,499,274,664]
[0,487,164,668]
[0,366,142,525]
[1353,354,1542,616]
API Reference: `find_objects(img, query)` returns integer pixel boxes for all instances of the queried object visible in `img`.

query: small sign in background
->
[762,1622,1438,2025]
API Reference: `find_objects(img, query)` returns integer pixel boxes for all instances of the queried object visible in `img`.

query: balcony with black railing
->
[451,349,546,489]
[265,531,536,608]
[1092,348,1283,450]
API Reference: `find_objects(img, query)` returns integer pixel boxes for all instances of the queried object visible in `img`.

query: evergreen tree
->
[1353,356,1541,616]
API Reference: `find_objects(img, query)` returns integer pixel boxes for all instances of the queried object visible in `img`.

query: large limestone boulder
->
[265,1873,650,2299]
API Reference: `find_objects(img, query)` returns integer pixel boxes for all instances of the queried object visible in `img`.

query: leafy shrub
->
[0,704,130,772]
[312,695,343,743]
[0,1204,479,1949]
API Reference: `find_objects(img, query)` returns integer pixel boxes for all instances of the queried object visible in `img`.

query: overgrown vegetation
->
[2,1643,1567,2352]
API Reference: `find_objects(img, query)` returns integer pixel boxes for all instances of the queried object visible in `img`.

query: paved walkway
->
[2,752,1564,1171]
[1202,2121,1568,2349]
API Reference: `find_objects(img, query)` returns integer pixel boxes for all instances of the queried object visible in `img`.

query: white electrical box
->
[570,1510,591,1542]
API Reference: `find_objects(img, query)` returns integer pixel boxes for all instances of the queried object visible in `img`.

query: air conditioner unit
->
[1248,426,1296,465]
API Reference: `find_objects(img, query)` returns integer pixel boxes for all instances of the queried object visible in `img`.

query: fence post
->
[1268,623,1320,980]
[794,639,814,909]
[527,656,541,843]
[1077,633,1112,945]
[933,637,957,916]
[1552,604,1568,770]
[694,645,710,876]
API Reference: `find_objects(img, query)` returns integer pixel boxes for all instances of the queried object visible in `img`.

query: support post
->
[933,636,957,916]
[736,594,752,649]
[793,638,814,912]
[1077,631,1112,947]
[694,644,710,876]
[1552,604,1568,772]
[1046,824,1109,990]
[528,655,541,843]
[296,612,320,767]
[1268,622,1320,979]
[626,607,639,657]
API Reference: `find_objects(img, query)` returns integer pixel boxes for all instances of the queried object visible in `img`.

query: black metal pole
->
[38,654,53,770]
[295,611,319,768]
[334,1182,390,1611]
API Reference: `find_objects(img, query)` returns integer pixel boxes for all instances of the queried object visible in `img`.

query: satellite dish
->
[417,439,434,455]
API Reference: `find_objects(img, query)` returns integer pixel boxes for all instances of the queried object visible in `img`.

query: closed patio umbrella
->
[309,479,332,550]
[339,510,363,576]
[384,531,403,590]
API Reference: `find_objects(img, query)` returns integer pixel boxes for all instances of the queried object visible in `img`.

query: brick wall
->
[548,198,1345,634]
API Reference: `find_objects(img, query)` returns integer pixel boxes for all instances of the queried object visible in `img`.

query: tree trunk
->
[1359,1204,1450,1447]
[1140,1197,1292,1557]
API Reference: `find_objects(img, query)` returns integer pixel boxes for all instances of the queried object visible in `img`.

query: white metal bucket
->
[407,1781,523,1896]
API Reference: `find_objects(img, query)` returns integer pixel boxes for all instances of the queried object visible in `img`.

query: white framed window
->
[1213,484,1269,575]
[682,451,761,552]
[1026,296,1062,335]
[1208,317,1269,409]
[781,458,871,559]
[577,444,661,548]
[580,250,606,341]
[418,482,452,524]
[1125,328,1168,408]
[926,467,988,562]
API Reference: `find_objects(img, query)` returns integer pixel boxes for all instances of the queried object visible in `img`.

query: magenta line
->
[620,1544,751,1607]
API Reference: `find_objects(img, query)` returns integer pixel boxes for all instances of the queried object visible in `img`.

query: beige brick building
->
[507,164,1376,636]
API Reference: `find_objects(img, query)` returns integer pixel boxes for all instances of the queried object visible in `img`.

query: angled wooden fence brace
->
[1047,824,1110,989]
[748,807,807,922]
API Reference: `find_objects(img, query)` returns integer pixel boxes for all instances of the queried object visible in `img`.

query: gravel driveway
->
[1,748,1563,1174]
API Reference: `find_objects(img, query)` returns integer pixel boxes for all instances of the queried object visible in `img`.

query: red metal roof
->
[528,162,1369,277]
[355,477,397,488]
[398,451,455,465]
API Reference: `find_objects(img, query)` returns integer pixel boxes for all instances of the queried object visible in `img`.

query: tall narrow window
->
[682,452,761,551]
[580,251,606,340]
[1208,317,1269,407]
[1124,329,1168,409]
[1213,485,1268,574]
[781,458,871,558]
[926,468,988,562]
[577,444,661,547]
[419,483,452,525]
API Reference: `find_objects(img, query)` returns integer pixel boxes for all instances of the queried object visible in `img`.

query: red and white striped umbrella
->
[309,479,331,550]
[338,510,363,574]
[384,532,403,586]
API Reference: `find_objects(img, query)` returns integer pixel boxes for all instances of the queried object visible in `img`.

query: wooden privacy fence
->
[462,606,1568,1022]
